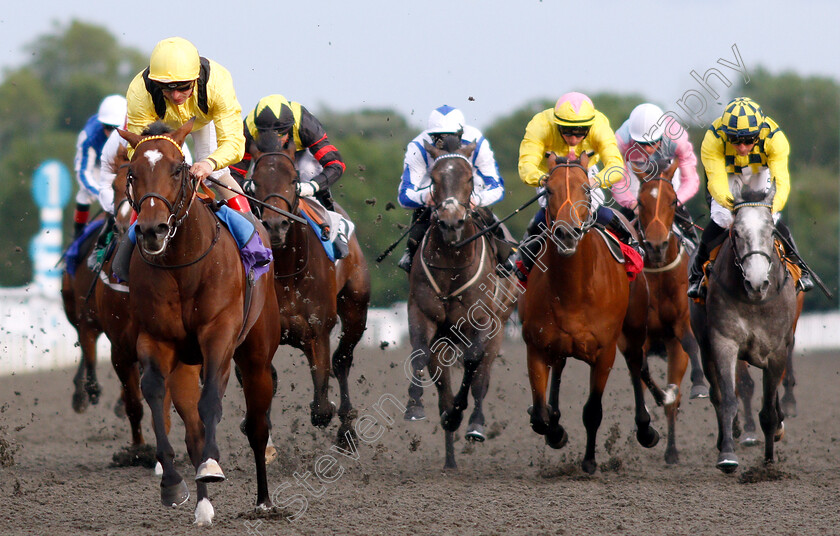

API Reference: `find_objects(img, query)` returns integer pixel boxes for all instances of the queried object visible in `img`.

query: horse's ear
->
[116,141,129,164]
[580,151,592,168]
[118,128,142,148]
[424,140,442,160]
[765,179,777,203]
[731,183,744,204]
[459,142,476,159]
[172,118,195,146]
[664,157,680,180]
[281,132,294,152]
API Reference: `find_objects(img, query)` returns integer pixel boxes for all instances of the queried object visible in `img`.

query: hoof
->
[239,418,247,436]
[740,434,760,447]
[545,427,568,450]
[690,384,709,399]
[443,460,458,471]
[465,424,486,443]
[87,385,102,406]
[113,398,127,419]
[716,452,739,473]
[194,497,215,526]
[636,426,660,449]
[774,421,785,442]
[663,384,679,406]
[528,405,549,436]
[195,458,225,483]
[404,403,426,422]
[581,458,597,475]
[72,392,89,413]
[161,479,190,507]
[781,397,797,418]
[310,401,337,428]
[440,410,463,432]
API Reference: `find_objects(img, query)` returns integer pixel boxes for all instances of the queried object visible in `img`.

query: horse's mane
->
[141,121,174,136]
[739,188,769,204]
[255,129,292,154]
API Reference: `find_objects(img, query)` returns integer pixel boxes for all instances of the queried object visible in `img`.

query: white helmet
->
[427,105,465,134]
[98,95,127,128]
[628,103,665,143]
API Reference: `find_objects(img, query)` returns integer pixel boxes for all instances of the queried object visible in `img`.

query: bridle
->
[637,176,677,245]
[249,151,300,219]
[544,161,596,238]
[125,135,196,243]
[730,200,775,279]
[429,153,474,220]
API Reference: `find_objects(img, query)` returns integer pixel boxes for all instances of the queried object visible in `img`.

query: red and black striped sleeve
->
[298,105,345,190]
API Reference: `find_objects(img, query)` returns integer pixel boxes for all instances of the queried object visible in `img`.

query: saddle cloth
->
[299,198,355,263]
[595,227,644,281]
[65,219,105,276]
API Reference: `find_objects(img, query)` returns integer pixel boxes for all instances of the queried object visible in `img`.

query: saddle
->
[696,239,801,302]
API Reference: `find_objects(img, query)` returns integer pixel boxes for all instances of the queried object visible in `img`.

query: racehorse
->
[519,153,659,475]
[690,182,796,472]
[634,158,708,464]
[120,120,281,524]
[60,143,149,448]
[247,131,371,444]
[406,141,517,469]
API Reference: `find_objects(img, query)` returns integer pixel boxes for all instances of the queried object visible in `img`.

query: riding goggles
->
[155,80,194,92]
[728,133,759,146]
[558,126,590,138]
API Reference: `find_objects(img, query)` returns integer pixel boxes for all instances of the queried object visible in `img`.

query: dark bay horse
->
[407,141,517,469]
[690,183,796,472]
[247,132,371,443]
[519,153,659,475]
[634,159,707,464]
[120,120,281,524]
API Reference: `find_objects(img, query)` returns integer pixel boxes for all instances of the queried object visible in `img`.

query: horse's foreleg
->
[663,338,688,464]
[781,345,797,417]
[526,345,551,436]
[73,327,101,412]
[196,330,236,483]
[307,335,335,428]
[545,361,569,450]
[111,348,144,446]
[736,360,758,445]
[712,345,740,473]
[430,355,457,469]
[466,343,499,442]
[582,349,616,475]
[138,338,186,507]
[236,350,275,511]
[333,283,370,428]
[682,328,709,399]
[622,343,660,450]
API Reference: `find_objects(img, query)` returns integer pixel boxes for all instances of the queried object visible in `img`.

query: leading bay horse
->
[690,183,796,472]
[520,153,659,475]
[634,158,707,464]
[407,141,517,469]
[247,131,371,444]
[120,120,281,524]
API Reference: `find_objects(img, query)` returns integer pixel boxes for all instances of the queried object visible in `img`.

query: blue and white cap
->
[427,105,465,134]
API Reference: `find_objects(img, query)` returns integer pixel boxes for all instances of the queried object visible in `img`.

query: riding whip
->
[375,207,431,263]
[203,176,306,224]
[773,231,833,299]
[453,189,548,248]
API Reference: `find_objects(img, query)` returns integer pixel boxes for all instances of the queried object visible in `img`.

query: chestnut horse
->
[120,121,280,524]
[690,183,796,472]
[519,154,659,475]
[634,159,708,464]
[407,142,517,469]
[247,132,371,443]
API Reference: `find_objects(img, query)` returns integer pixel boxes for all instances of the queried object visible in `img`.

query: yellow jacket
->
[126,58,245,170]
[518,109,625,188]
[701,116,790,213]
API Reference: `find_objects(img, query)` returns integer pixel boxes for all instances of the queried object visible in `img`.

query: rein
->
[251,151,301,220]
[545,162,596,236]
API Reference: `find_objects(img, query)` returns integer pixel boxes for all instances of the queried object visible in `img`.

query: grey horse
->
[689,183,797,472]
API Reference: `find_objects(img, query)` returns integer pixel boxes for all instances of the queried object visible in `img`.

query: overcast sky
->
[2,1,839,130]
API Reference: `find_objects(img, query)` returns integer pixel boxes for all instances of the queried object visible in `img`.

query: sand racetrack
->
[1,340,840,535]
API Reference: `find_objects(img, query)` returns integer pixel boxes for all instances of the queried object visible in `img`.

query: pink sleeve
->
[673,130,699,204]
[610,136,638,209]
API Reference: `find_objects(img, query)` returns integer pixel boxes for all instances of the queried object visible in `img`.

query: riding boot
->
[602,207,644,259]
[513,207,547,286]
[225,194,252,214]
[87,215,116,271]
[687,220,727,299]
[775,220,814,292]
[674,204,699,243]
[73,203,91,239]
[111,230,134,283]
[399,208,431,273]
[316,190,336,212]
[481,210,515,276]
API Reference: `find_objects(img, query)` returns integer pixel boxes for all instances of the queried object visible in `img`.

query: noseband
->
[125,135,195,241]
[545,161,595,236]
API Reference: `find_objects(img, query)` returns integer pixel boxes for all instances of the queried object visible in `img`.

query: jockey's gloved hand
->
[296,180,320,197]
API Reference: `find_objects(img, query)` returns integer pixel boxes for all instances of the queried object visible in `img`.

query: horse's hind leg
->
[736,361,758,446]
[682,329,709,399]
[545,361,569,450]
[72,327,101,412]
[466,357,491,442]
[236,351,275,510]
[711,346,740,472]
[759,360,786,465]
[431,357,457,469]
[781,346,797,418]
[622,343,660,449]
[138,339,188,507]
[307,335,335,428]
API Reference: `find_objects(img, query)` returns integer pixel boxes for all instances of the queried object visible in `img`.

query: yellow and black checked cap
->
[249,94,294,135]
[720,97,765,136]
